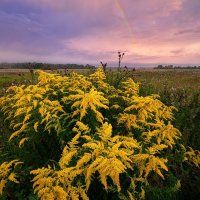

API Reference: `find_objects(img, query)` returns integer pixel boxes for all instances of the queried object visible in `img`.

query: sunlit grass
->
[134,69,200,92]
[0,73,33,89]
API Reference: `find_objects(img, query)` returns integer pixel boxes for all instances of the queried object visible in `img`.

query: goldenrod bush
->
[0,68,200,199]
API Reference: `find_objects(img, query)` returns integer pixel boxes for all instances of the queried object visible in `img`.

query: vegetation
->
[0,63,95,70]
[0,68,200,199]
[0,73,33,90]
[154,65,200,69]
[133,70,200,150]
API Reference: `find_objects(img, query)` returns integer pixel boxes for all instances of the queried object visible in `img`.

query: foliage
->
[135,70,200,150]
[0,68,200,199]
[0,160,22,195]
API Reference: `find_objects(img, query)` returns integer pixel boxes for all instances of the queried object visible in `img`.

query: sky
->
[0,0,200,66]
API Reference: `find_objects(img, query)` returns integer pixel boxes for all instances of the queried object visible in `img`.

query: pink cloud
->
[0,0,200,64]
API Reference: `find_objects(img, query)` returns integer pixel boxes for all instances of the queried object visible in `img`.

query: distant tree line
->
[154,64,200,69]
[0,62,95,70]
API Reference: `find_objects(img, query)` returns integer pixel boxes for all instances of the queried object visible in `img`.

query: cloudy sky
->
[0,0,200,66]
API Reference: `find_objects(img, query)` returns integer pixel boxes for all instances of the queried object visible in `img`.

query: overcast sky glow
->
[0,0,200,66]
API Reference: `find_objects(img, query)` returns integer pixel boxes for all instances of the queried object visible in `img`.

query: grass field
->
[1,68,199,90]
[0,72,32,90]
[134,69,200,92]
[0,69,91,90]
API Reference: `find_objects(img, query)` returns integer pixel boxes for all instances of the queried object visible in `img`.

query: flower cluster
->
[0,68,199,199]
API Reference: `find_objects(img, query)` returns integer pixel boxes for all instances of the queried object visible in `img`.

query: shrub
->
[0,68,199,199]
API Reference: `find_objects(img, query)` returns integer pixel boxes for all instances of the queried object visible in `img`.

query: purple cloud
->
[0,0,200,65]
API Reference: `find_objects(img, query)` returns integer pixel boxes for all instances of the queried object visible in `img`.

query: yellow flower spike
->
[0,160,22,195]
[120,78,139,97]
[184,147,200,167]
[75,121,90,133]
[172,180,181,192]
[76,153,92,169]
[96,122,112,140]
[118,113,139,130]
[68,88,108,123]
[128,191,135,200]
[124,95,175,124]
[19,137,29,147]
[59,149,77,169]
[8,172,19,183]
[9,123,28,141]
[140,187,145,199]
[89,68,110,92]
[145,156,168,179]
[52,186,67,200]
[34,122,39,132]
[79,187,89,200]
[89,67,106,81]
[148,144,168,155]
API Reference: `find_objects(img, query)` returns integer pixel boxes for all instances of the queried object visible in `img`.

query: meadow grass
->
[134,69,200,90]
[1,68,199,90]
[0,72,33,89]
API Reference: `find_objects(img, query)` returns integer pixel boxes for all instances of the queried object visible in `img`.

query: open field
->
[134,69,200,91]
[0,69,91,90]
[1,68,199,89]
